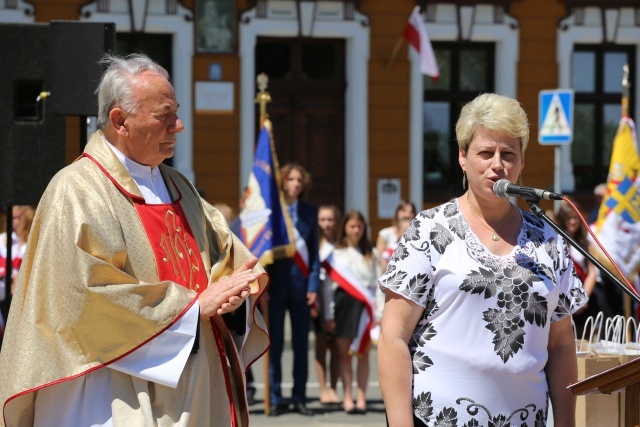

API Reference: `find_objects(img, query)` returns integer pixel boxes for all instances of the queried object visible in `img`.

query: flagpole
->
[256,73,271,128]
[254,73,272,415]
[622,64,630,118]
[621,64,633,322]
[386,36,404,69]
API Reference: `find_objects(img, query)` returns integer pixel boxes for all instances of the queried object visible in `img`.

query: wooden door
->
[256,37,346,211]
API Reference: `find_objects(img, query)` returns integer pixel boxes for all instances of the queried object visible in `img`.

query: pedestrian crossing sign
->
[538,89,574,145]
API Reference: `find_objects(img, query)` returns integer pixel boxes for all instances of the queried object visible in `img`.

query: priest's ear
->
[109,107,129,137]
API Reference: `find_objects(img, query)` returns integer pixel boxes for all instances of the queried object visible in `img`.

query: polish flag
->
[403,6,439,80]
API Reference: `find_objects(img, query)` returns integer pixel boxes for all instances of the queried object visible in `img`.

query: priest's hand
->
[199,257,260,318]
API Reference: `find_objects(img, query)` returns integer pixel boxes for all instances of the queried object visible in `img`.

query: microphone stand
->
[526,199,640,305]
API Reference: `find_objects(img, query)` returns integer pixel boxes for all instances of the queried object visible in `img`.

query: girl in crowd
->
[375,200,416,271]
[380,217,413,274]
[323,210,379,415]
[555,198,598,337]
[314,205,342,407]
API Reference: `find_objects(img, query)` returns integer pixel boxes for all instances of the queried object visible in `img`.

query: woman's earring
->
[518,173,523,186]
[462,172,467,189]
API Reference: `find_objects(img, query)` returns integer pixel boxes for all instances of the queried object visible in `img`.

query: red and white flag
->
[403,6,439,79]
[322,252,375,355]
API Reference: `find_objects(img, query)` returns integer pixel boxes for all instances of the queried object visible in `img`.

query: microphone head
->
[493,179,511,199]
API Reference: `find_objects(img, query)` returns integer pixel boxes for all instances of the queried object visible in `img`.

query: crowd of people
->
[0,53,628,426]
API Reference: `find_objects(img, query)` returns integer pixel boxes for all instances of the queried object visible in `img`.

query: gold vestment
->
[0,132,269,426]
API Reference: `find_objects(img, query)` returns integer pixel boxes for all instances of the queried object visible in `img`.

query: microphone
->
[493,179,563,201]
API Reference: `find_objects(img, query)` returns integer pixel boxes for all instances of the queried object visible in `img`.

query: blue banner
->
[238,122,295,265]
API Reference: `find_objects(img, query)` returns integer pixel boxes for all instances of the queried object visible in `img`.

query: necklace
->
[467,195,514,241]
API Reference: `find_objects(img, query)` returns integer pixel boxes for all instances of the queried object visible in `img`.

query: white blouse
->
[379,199,587,427]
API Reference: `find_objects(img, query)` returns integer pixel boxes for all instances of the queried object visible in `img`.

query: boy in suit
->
[267,163,320,416]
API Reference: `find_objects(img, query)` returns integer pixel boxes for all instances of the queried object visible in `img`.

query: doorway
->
[255,37,346,211]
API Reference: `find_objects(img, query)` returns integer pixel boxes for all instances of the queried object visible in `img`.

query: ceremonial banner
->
[239,120,296,266]
[591,117,640,281]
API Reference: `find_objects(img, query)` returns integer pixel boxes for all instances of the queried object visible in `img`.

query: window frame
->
[572,44,636,190]
[422,41,496,203]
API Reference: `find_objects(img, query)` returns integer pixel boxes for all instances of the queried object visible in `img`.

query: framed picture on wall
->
[196,0,235,53]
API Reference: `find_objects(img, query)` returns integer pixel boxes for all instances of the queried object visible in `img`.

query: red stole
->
[134,201,207,292]
[134,200,241,427]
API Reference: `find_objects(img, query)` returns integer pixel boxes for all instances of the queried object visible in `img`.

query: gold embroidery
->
[159,209,201,291]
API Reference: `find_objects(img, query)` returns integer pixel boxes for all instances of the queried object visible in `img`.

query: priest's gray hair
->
[95,53,170,130]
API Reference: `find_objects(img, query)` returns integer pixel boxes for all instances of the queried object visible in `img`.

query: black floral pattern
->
[380,270,407,293]
[414,391,434,421]
[431,223,454,254]
[455,397,538,427]
[413,392,546,427]
[411,285,439,373]
[461,264,548,362]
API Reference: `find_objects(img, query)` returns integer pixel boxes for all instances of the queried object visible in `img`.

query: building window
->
[572,45,635,190]
[423,42,495,202]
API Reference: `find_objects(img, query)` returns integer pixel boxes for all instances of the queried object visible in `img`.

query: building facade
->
[1,0,638,234]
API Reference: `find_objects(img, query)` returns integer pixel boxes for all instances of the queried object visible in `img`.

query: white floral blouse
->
[379,199,587,427]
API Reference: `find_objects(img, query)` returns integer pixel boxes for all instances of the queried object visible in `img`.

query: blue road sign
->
[538,89,574,145]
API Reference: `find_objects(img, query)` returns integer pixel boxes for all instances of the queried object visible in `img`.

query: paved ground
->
[247,318,387,426]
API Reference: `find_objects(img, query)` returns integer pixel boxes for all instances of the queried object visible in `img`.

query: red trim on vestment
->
[3,296,199,426]
[210,318,237,427]
[245,272,272,372]
[82,153,145,202]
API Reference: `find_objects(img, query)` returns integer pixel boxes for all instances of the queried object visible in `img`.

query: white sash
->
[292,227,310,278]
[322,252,375,354]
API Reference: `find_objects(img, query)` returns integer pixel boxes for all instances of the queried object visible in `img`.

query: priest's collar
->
[101,134,171,204]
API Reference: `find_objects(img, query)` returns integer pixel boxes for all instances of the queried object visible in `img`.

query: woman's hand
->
[198,257,260,319]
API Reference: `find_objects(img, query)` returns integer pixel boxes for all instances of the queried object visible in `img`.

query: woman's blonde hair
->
[456,93,530,154]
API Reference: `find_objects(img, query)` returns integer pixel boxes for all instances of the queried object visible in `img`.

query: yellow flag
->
[592,117,640,279]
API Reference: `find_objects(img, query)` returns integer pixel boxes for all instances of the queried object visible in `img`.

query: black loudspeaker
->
[0,23,66,206]
[49,21,116,117]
